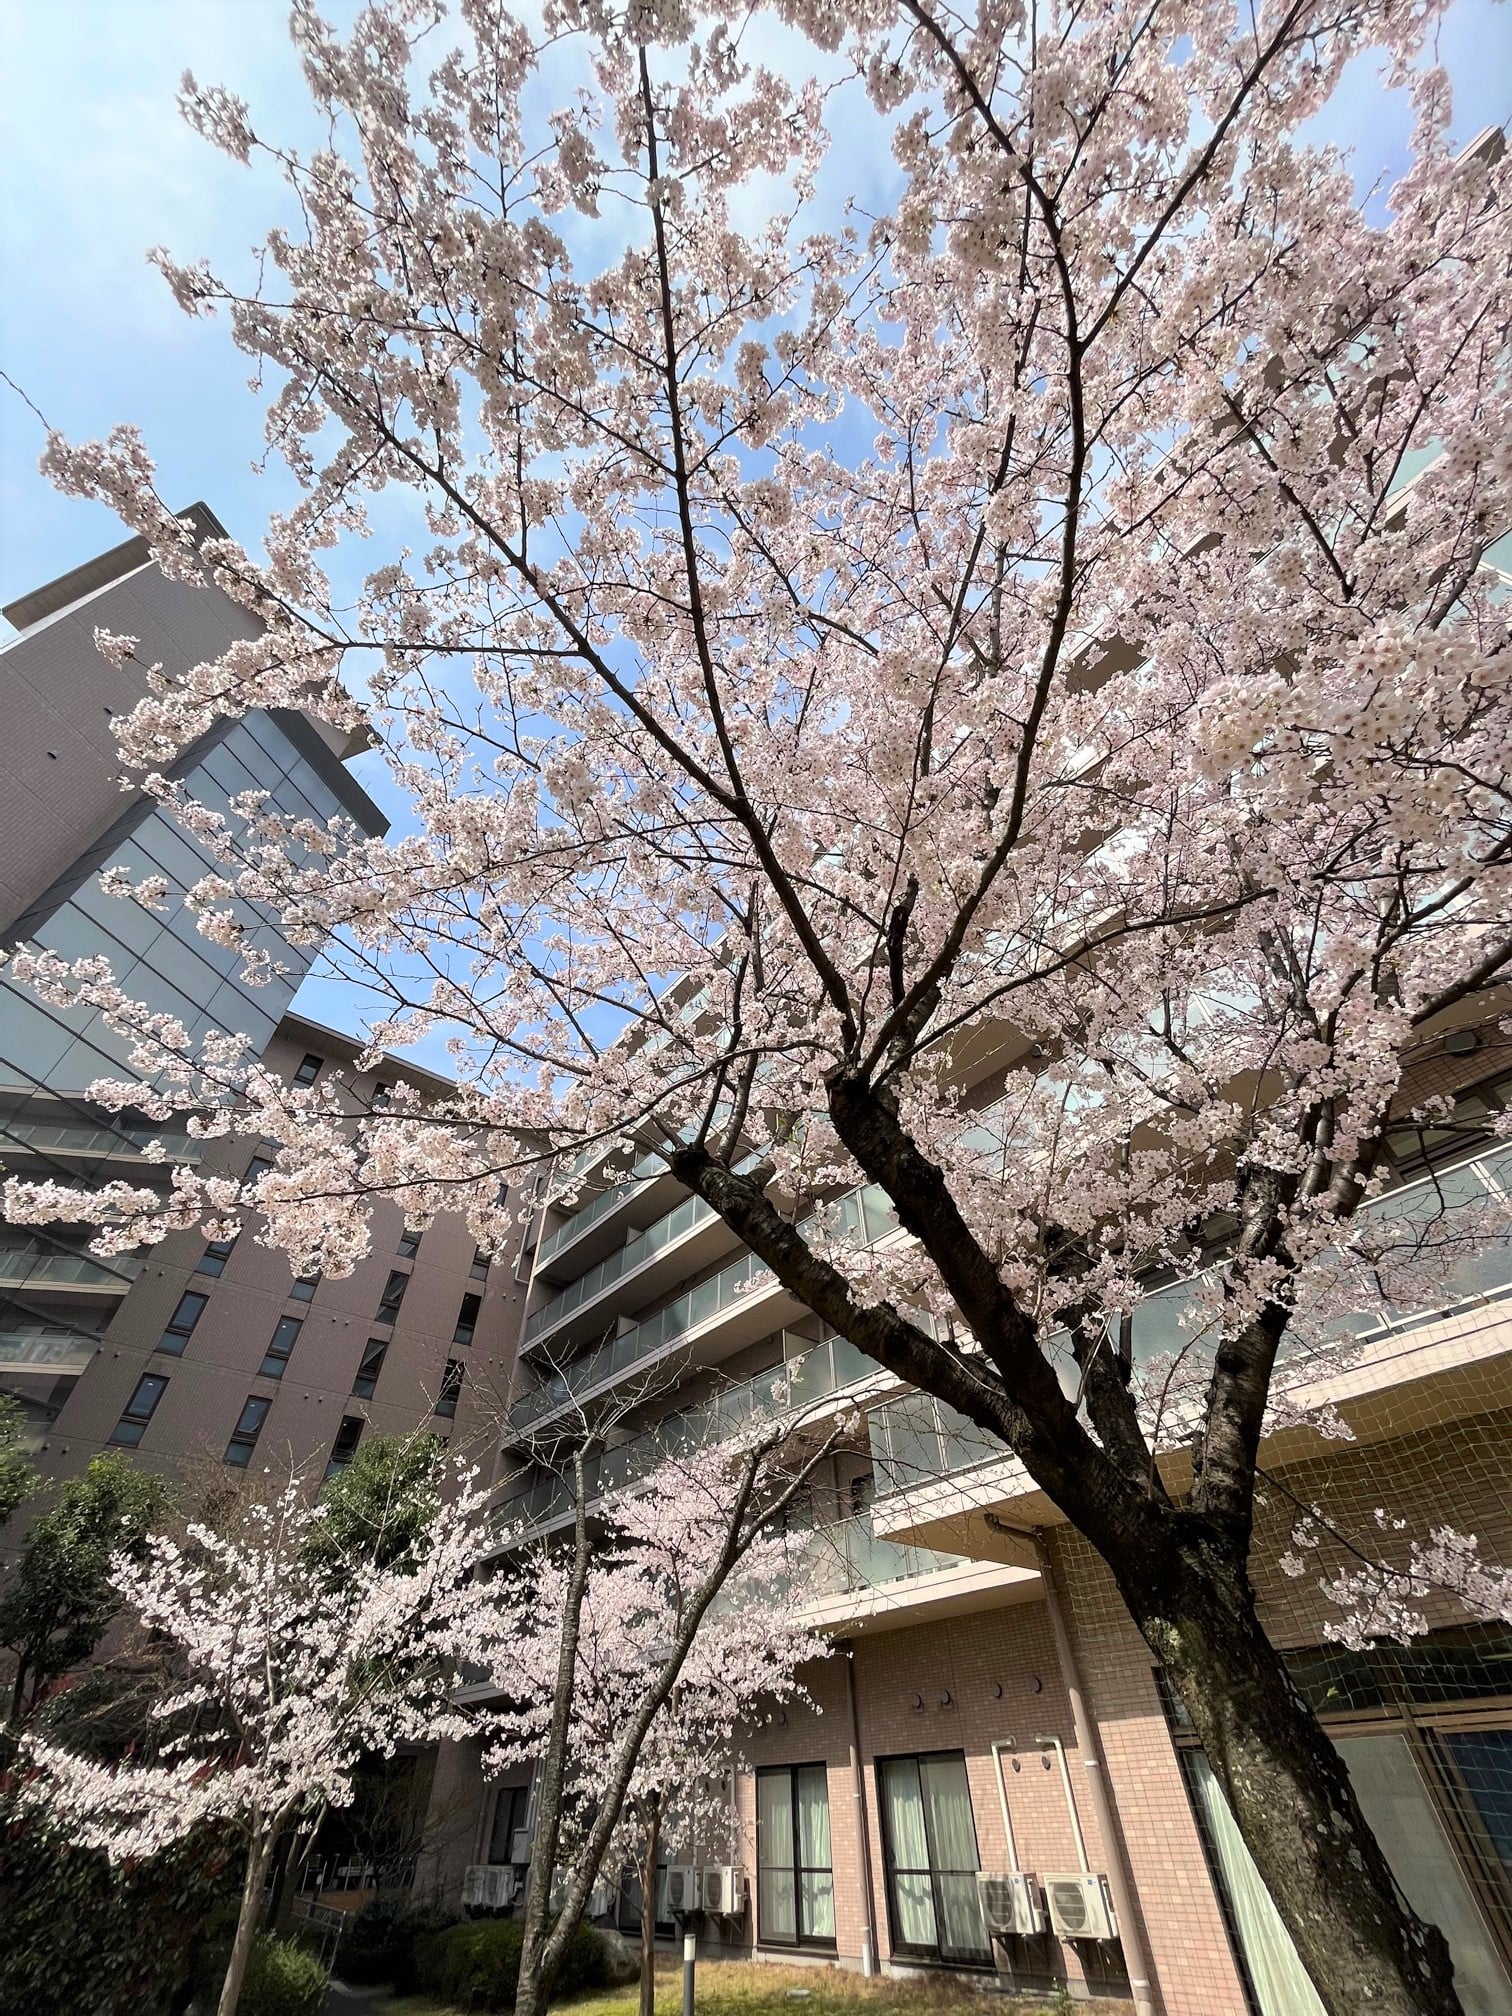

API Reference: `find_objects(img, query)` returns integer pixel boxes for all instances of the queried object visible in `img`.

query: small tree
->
[480,1427,836,2016]
[16,1464,508,2016]
[0,1396,37,1530]
[0,1452,167,1722]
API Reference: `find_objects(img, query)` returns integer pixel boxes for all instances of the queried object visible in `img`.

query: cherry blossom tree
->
[5,1,1511,2009]
[478,1424,838,2016]
[15,1467,509,2016]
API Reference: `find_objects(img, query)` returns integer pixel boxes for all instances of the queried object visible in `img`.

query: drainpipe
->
[843,1642,881,1975]
[1034,1530,1160,2016]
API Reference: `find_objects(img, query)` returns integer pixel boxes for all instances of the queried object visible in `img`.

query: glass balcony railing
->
[0,1242,143,1291]
[1,1120,201,1162]
[792,1511,969,1600]
[525,1189,719,1344]
[868,1146,1512,1502]
[535,1161,661,1271]
[0,1326,104,1372]
[509,1184,899,1432]
[491,1332,887,1545]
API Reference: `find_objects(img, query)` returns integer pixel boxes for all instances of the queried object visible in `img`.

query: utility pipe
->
[1034,1530,1161,2016]
[1035,1735,1090,1874]
[843,1642,881,1975]
[989,1741,1022,1874]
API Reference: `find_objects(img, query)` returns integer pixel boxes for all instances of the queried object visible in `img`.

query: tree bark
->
[217,1824,277,2016]
[1117,1529,1461,2016]
[639,1792,661,2016]
[514,1450,594,2016]
[668,1132,1470,2016]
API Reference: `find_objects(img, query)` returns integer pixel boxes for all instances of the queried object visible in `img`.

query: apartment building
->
[427,1019,1512,2016]
[0,516,526,1484]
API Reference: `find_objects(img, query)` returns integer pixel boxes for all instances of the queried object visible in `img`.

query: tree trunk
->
[217,1826,277,2016]
[515,1452,594,2016]
[1118,1530,1462,2016]
[639,1793,662,2016]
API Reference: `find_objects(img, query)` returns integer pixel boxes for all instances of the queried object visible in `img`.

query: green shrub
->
[237,1934,329,2016]
[555,1919,610,1997]
[341,1894,460,1990]
[413,1916,606,2011]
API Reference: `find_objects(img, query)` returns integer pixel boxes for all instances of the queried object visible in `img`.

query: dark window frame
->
[158,1289,208,1357]
[453,1291,482,1346]
[326,1415,364,1478]
[195,1236,237,1279]
[289,1271,319,1303]
[224,1394,272,1468]
[375,1268,409,1324]
[292,1052,323,1087]
[111,1373,168,1447]
[874,1748,992,1966]
[260,1313,303,1381]
[396,1227,422,1260]
[352,1338,388,1400]
[470,1246,491,1282]
[436,1358,465,1420]
[756,1762,837,1952]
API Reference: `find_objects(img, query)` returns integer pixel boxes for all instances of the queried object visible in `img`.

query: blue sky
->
[1,0,1508,1048]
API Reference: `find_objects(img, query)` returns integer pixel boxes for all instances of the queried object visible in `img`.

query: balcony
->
[786,1512,1040,1634]
[534,1162,667,1281]
[523,1188,742,1355]
[489,1331,891,1552]
[867,1145,1512,1555]
[508,1186,899,1436]
[0,1239,144,1297]
[0,1325,103,1378]
[0,1118,201,1164]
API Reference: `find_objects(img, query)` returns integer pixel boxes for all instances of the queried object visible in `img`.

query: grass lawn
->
[389,1955,1131,2016]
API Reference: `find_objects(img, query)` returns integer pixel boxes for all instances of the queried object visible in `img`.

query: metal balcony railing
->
[0,1240,143,1291]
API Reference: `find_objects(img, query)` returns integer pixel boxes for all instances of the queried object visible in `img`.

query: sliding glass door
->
[877,1751,991,1963]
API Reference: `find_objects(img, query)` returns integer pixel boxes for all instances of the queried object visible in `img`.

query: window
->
[470,1245,491,1282]
[436,1359,465,1419]
[196,1236,237,1278]
[289,1272,320,1303]
[244,1154,274,1189]
[352,1338,388,1400]
[453,1292,482,1346]
[110,1374,167,1447]
[326,1415,364,1478]
[487,1782,534,1866]
[876,1752,990,1963]
[224,1395,272,1468]
[376,1269,408,1324]
[396,1227,423,1260]
[158,1290,208,1356]
[758,1765,835,1948]
[260,1314,303,1380]
[370,1079,392,1109]
[292,1052,323,1087]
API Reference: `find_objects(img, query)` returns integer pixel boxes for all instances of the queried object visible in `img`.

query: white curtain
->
[758,1770,796,1943]
[1187,1754,1327,2016]
[920,1754,988,1959]
[797,1765,836,1940]
[880,1758,939,1949]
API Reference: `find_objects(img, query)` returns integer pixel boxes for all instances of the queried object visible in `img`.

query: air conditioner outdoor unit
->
[482,1866,518,1910]
[462,1864,489,1909]
[664,1864,699,1915]
[975,1870,1044,1939]
[1043,1873,1118,1942]
[510,1826,535,1864]
[699,1865,747,1916]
